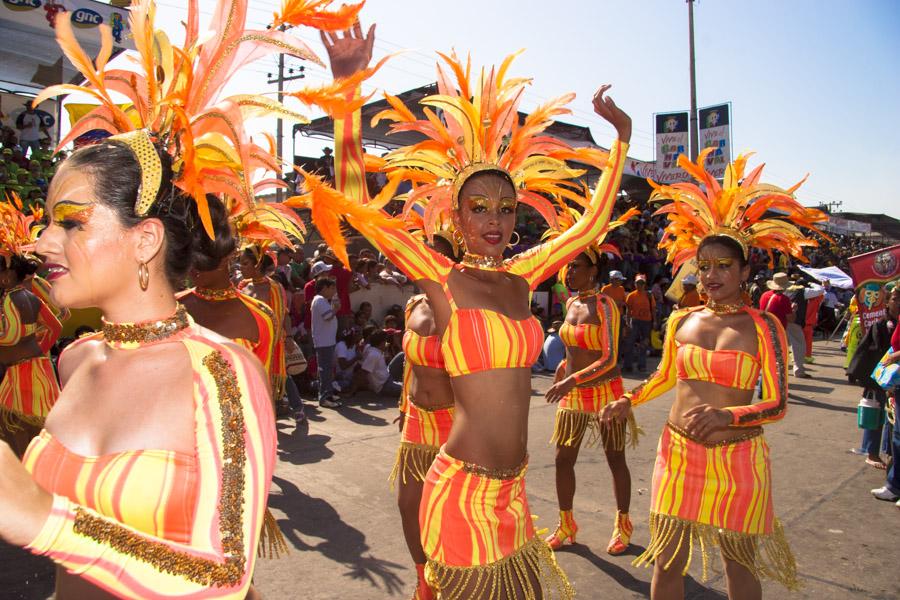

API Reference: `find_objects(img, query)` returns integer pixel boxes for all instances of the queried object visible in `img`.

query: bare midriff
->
[408,364,454,411]
[670,380,762,443]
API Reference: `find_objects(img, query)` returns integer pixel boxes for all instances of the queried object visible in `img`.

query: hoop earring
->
[138,261,150,291]
[507,231,521,249]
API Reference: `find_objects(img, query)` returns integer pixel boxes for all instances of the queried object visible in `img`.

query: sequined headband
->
[109,130,162,217]
[451,163,516,209]
[705,227,749,260]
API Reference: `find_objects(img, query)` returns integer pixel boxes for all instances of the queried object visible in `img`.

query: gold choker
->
[460,252,506,271]
[705,299,747,315]
[194,286,239,301]
[103,304,190,348]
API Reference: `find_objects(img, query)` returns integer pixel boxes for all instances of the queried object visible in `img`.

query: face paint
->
[52,200,95,227]
[697,258,735,272]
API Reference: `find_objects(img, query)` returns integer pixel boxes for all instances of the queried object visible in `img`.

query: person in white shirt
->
[16,102,44,158]
[335,328,363,391]
[360,330,402,397]
[311,276,341,408]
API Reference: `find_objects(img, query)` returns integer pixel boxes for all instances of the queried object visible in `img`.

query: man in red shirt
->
[760,273,808,377]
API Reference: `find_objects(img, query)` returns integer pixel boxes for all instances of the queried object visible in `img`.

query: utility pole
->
[266,24,305,201]
[688,0,699,161]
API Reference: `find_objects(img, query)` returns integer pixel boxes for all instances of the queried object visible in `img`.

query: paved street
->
[2,339,898,599]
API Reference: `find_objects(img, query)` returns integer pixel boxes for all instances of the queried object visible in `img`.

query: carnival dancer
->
[0,198,61,457]
[542,206,641,556]
[0,1,365,597]
[390,234,459,600]
[29,271,70,354]
[294,22,631,598]
[603,150,828,599]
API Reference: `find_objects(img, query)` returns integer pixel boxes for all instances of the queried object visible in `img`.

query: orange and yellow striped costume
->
[390,302,454,486]
[324,58,627,596]
[30,275,69,354]
[239,277,288,403]
[419,449,573,600]
[625,306,798,588]
[552,294,640,450]
[23,316,275,599]
[0,288,60,432]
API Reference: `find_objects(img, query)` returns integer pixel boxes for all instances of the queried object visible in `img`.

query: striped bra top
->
[24,430,199,543]
[675,341,761,390]
[558,321,604,351]
[440,281,544,378]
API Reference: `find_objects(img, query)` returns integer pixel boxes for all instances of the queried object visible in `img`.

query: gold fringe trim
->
[550,408,643,451]
[425,536,575,600]
[388,442,439,489]
[257,507,289,559]
[0,405,45,433]
[633,512,799,591]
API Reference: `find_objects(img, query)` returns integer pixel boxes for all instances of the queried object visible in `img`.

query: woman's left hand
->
[0,441,52,547]
[321,21,376,79]
[682,404,732,440]
[545,376,577,404]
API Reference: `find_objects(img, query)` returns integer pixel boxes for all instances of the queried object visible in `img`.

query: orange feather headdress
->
[0,194,42,268]
[371,51,609,238]
[650,149,829,270]
[35,0,361,239]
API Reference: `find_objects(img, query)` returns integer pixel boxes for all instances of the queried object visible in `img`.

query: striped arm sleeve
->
[572,296,621,385]
[507,140,628,288]
[0,293,24,346]
[36,299,62,355]
[625,309,691,407]
[26,342,276,599]
[724,310,789,427]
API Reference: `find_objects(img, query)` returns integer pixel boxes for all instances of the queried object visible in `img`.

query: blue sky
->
[150,0,899,216]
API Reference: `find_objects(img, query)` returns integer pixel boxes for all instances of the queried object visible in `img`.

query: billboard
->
[653,111,691,184]
[847,244,900,333]
[0,0,133,49]
[698,102,732,179]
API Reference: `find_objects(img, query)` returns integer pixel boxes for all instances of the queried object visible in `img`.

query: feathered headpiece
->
[0,194,42,268]
[371,51,609,238]
[650,149,829,270]
[35,0,362,238]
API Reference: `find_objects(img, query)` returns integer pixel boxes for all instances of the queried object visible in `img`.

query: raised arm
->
[35,299,62,355]
[23,342,275,599]
[507,87,631,288]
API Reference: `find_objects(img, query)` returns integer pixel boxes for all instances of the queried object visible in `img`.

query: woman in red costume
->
[0,200,61,457]
[0,1,367,597]
[294,21,632,598]
[603,151,828,599]
[543,209,641,556]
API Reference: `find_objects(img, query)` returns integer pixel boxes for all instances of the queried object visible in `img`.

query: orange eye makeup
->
[697,258,734,271]
[52,200,94,225]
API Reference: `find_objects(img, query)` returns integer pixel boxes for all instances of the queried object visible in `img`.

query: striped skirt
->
[389,398,454,487]
[0,356,59,428]
[420,449,574,599]
[550,377,641,451]
[633,423,798,589]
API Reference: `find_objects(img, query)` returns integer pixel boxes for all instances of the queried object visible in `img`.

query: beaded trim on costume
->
[576,288,602,302]
[71,350,247,587]
[666,421,762,447]
[102,304,190,348]
[704,299,747,315]
[461,455,528,480]
[193,286,240,301]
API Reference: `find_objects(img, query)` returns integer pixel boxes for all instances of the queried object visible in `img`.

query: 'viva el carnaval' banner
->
[653,111,690,184]
[698,103,732,179]
[848,244,900,333]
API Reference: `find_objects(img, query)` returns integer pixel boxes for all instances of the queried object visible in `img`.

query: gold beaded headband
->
[109,130,162,217]
[450,163,515,210]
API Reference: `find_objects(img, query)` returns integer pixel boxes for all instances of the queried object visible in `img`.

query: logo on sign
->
[2,0,42,11]
[873,251,898,278]
[71,8,103,28]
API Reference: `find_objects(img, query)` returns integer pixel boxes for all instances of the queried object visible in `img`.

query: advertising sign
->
[0,0,132,48]
[653,111,690,183]
[698,103,731,179]
[848,244,900,333]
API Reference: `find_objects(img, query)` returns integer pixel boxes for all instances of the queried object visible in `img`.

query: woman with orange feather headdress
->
[540,203,643,557]
[602,149,829,598]
[288,17,632,598]
[0,195,61,459]
[0,1,371,598]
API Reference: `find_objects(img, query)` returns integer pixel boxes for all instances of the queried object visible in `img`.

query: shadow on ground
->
[268,476,404,595]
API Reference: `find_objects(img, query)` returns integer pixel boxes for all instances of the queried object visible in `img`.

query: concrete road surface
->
[2,340,897,599]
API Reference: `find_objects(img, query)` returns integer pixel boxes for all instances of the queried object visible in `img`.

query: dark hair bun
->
[191,195,236,272]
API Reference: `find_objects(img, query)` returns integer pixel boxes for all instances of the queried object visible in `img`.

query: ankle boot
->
[606,510,633,555]
[544,509,578,550]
